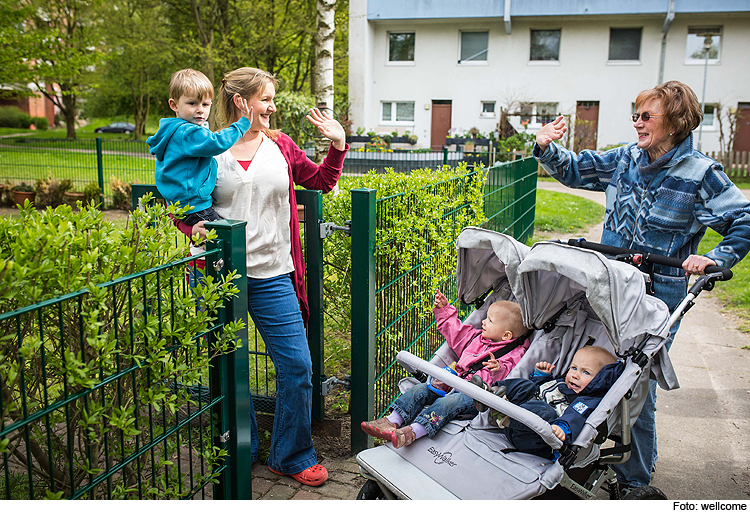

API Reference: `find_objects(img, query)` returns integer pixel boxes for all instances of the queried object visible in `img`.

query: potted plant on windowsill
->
[12,182,36,207]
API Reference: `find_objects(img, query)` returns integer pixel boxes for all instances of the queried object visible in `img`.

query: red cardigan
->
[174,132,348,323]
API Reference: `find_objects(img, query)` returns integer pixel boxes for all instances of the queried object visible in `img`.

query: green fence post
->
[295,189,325,421]
[350,188,376,452]
[443,146,448,166]
[206,219,252,500]
[96,137,105,208]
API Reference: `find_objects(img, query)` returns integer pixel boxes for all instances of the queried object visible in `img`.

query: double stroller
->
[356,227,731,500]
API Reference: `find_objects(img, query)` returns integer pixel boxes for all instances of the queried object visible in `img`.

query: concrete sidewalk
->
[538,180,750,499]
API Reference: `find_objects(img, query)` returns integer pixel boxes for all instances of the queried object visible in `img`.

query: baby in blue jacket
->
[147,69,252,226]
[479,345,623,459]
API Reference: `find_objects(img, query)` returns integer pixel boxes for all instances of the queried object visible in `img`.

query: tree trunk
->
[312,0,336,163]
[61,91,78,140]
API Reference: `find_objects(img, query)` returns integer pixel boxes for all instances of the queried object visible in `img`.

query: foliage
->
[0,106,33,129]
[274,91,316,146]
[0,201,242,499]
[12,181,34,192]
[83,182,102,205]
[110,178,133,210]
[32,117,48,131]
[34,177,73,208]
[321,164,487,334]
[496,132,536,161]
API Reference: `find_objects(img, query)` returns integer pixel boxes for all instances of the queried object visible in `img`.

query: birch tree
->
[312,0,336,162]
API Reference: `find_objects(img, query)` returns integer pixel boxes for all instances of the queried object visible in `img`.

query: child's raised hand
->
[483,352,500,372]
[233,94,253,126]
[535,361,555,374]
[434,289,448,309]
[551,424,566,441]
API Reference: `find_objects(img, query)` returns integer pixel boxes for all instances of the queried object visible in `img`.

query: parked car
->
[94,122,135,134]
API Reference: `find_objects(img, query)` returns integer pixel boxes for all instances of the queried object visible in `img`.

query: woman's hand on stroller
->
[434,289,449,309]
[551,424,566,441]
[682,254,717,276]
[535,361,556,374]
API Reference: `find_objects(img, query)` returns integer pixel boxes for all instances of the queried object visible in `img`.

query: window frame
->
[685,26,722,65]
[387,31,416,65]
[459,30,489,65]
[480,101,496,118]
[380,101,416,125]
[529,28,561,63]
[607,27,642,63]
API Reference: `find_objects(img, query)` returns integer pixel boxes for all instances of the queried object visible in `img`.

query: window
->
[530,29,560,61]
[518,102,558,126]
[481,101,496,117]
[702,104,717,127]
[686,26,722,63]
[609,28,642,61]
[388,32,415,62]
[460,31,488,63]
[381,101,415,123]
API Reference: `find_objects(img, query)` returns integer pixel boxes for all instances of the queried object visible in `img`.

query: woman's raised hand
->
[306,107,346,150]
[536,116,567,152]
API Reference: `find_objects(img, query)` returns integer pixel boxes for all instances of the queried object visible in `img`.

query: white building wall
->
[349,1,750,153]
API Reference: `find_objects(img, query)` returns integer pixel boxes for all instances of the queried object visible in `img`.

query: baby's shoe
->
[391,425,417,449]
[361,417,398,441]
[469,374,491,412]
[487,385,510,428]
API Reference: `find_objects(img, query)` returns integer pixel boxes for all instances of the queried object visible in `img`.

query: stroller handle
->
[564,238,733,281]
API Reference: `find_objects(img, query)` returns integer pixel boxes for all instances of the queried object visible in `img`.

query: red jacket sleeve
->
[169,213,193,238]
[434,304,479,359]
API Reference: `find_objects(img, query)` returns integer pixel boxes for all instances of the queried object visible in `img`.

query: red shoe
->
[391,425,417,448]
[268,463,328,487]
[361,417,398,441]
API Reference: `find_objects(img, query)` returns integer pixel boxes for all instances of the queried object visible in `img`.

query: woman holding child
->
[534,80,750,493]
[173,67,348,487]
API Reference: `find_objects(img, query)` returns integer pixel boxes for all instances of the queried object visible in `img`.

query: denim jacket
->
[534,134,750,310]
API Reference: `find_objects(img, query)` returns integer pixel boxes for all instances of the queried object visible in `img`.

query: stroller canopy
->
[456,227,530,310]
[518,241,671,354]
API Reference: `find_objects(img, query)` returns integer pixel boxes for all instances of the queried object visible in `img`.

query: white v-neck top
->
[212,134,294,279]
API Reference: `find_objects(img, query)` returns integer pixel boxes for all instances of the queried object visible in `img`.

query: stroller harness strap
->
[462,331,532,377]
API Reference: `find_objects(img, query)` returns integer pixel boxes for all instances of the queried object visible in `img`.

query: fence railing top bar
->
[0,248,219,323]
[375,168,485,204]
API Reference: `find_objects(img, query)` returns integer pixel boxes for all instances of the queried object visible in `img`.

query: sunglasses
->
[631,112,664,123]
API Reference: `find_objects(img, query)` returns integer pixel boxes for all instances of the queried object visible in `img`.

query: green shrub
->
[0,106,32,129]
[496,132,536,161]
[321,164,486,335]
[0,201,242,498]
[83,181,102,205]
[110,177,132,210]
[32,116,49,130]
[35,177,72,208]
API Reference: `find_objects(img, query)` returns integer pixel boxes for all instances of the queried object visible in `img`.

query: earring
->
[669,133,673,136]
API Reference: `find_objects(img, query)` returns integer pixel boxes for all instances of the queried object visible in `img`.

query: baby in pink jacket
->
[361,290,530,448]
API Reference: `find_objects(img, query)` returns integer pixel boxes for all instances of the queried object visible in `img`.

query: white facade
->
[348,0,750,152]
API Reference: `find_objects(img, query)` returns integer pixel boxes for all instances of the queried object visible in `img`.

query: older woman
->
[534,80,750,493]
[176,67,348,487]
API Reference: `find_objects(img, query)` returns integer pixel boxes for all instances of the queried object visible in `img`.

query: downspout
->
[659,0,676,84]
[504,0,512,34]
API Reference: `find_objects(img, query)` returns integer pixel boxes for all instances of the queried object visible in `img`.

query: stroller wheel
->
[621,485,668,500]
[357,479,386,500]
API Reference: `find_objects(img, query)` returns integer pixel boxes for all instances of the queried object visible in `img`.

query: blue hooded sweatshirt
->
[531,361,625,443]
[146,116,250,212]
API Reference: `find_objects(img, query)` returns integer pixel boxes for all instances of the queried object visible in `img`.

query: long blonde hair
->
[217,67,280,139]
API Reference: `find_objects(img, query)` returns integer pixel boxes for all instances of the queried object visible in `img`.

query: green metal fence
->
[341,148,490,175]
[349,158,538,451]
[0,137,155,208]
[0,213,253,499]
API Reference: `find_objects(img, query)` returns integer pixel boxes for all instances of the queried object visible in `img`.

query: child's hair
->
[490,300,528,339]
[576,345,617,369]
[217,67,279,138]
[169,69,214,102]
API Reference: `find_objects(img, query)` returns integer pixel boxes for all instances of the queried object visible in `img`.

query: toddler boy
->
[478,345,623,459]
[147,68,252,226]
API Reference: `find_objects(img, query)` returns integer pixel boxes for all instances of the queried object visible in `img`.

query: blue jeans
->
[246,274,318,474]
[391,383,478,437]
[615,274,685,487]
